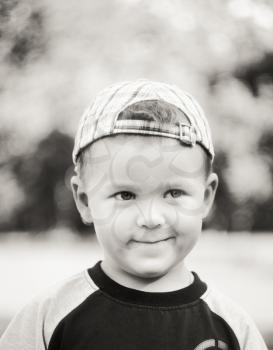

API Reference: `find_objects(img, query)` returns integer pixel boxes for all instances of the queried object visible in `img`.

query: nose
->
[136,199,166,229]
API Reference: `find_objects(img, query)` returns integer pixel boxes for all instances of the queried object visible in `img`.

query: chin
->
[130,258,174,279]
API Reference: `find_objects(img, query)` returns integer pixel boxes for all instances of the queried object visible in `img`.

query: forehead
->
[82,135,206,185]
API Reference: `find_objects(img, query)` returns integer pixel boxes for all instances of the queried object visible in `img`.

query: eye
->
[165,189,184,198]
[114,191,136,201]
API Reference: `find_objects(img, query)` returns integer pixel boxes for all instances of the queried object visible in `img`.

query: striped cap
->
[73,79,214,164]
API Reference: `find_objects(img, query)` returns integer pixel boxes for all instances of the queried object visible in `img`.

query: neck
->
[101,260,193,292]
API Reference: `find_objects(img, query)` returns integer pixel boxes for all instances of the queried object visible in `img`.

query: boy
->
[0,79,268,349]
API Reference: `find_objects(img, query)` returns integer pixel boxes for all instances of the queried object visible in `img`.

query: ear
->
[202,172,218,219]
[71,175,93,225]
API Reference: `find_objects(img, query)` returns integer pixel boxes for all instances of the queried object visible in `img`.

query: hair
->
[76,100,213,178]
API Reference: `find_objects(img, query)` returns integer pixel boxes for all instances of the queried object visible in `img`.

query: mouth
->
[132,237,175,244]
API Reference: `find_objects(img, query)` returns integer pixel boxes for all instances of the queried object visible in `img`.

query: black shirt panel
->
[48,262,240,350]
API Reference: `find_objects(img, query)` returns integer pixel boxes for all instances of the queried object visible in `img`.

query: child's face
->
[73,135,218,279]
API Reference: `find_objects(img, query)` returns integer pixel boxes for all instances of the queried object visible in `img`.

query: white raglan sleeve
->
[0,270,96,350]
[241,314,269,350]
[202,288,268,350]
[0,298,48,350]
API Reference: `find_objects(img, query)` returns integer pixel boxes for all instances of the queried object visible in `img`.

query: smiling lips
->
[132,237,175,244]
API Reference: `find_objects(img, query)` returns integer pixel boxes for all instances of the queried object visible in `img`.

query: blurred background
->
[0,0,273,347]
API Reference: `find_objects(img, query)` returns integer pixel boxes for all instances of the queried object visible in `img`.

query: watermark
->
[80,134,207,229]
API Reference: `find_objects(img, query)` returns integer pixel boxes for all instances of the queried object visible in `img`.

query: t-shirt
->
[0,261,268,350]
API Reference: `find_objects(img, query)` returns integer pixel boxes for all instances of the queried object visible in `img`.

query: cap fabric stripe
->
[110,81,151,132]
[91,81,131,140]
[185,93,210,147]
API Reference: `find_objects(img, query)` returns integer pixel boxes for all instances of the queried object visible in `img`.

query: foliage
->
[0,131,89,233]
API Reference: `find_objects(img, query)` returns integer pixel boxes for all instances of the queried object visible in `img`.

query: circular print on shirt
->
[193,339,229,350]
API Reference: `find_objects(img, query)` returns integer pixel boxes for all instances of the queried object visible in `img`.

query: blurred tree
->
[0,164,25,230]
[8,131,88,233]
[258,130,273,163]
[234,52,273,97]
[204,151,236,231]
[0,0,46,67]
[8,10,45,66]
[252,130,273,231]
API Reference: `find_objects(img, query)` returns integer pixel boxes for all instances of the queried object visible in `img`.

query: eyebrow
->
[104,182,142,192]
[105,180,187,193]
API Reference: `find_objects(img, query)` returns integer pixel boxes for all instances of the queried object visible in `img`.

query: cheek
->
[174,216,202,255]
[166,204,203,253]
[177,194,204,215]
[94,225,123,256]
[110,205,138,238]
[163,200,203,229]
[182,206,203,230]
[94,204,137,245]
